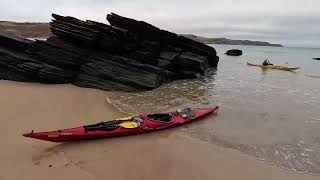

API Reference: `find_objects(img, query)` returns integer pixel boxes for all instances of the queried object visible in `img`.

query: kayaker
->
[262,59,273,66]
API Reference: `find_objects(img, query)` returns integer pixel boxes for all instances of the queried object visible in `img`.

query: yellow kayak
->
[246,62,300,71]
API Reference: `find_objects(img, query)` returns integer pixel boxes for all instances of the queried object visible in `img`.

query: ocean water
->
[107,44,320,175]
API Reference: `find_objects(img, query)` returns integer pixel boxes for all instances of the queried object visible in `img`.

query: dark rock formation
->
[225,49,242,56]
[0,13,219,91]
[313,58,320,60]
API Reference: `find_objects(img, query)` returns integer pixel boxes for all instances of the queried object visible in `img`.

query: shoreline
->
[0,80,319,180]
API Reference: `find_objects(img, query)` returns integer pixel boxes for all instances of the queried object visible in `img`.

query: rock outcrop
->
[225,49,242,56]
[0,13,219,91]
[313,58,320,60]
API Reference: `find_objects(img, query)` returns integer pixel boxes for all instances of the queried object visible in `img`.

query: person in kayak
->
[262,59,273,66]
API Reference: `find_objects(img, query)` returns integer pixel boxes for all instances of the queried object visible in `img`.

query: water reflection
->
[184,126,320,175]
[107,68,217,114]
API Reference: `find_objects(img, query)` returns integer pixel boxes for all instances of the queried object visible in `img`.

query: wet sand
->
[0,80,318,180]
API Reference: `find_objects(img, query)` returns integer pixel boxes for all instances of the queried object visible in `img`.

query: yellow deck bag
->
[118,121,140,128]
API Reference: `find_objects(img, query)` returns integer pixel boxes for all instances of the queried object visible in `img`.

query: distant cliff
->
[0,22,283,47]
[0,21,51,38]
[181,34,283,47]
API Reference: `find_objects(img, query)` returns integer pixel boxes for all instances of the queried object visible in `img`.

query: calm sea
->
[107,44,320,175]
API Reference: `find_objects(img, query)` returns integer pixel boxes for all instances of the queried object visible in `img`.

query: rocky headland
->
[0,13,219,92]
[182,34,283,47]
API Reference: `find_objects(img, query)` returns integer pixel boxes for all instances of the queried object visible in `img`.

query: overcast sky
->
[1,0,319,47]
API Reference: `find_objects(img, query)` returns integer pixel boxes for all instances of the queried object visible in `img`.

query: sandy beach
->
[0,80,318,180]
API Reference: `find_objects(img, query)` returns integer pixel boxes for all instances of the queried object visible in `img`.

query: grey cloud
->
[0,0,319,47]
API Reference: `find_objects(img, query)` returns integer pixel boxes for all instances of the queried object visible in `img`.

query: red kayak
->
[23,106,219,142]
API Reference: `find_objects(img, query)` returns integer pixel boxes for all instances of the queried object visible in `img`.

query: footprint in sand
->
[31,146,61,165]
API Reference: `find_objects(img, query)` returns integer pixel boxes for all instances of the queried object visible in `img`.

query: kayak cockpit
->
[146,108,195,122]
[147,113,172,122]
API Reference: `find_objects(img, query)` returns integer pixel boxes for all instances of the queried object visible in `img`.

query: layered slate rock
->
[225,49,242,56]
[0,13,219,91]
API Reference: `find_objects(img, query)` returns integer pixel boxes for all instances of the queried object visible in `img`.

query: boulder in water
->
[225,49,242,56]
